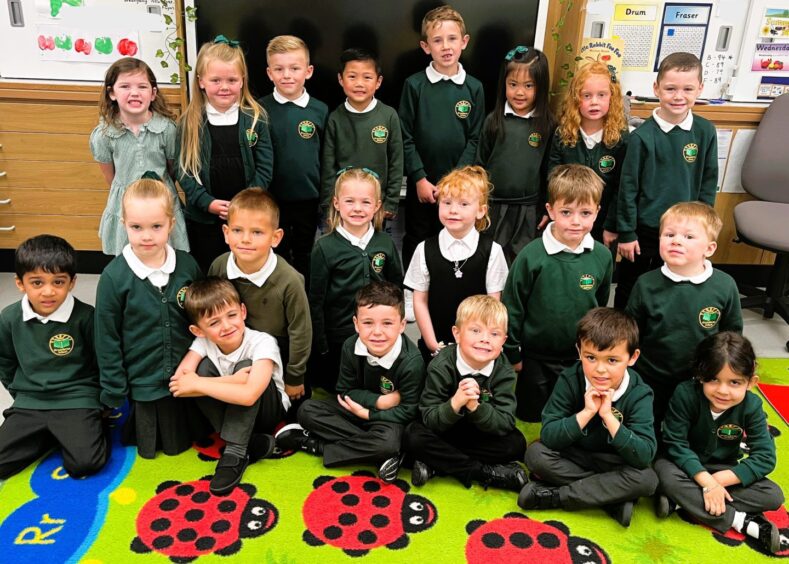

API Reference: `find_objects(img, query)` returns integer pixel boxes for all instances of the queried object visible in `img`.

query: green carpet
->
[0,360,787,563]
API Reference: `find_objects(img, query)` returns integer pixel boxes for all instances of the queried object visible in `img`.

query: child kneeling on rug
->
[0,235,109,480]
[170,277,288,495]
[403,294,527,491]
[276,281,425,482]
[654,332,785,554]
[519,307,658,526]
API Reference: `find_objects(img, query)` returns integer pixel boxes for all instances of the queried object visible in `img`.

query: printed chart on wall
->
[755,8,789,100]
[654,3,711,71]
[612,3,658,71]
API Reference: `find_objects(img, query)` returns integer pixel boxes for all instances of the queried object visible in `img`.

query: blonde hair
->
[660,202,722,241]
[421,5,466,39]
[455,294,508,332]
[122,178,175,220]
[436,165,491,231]
[227,187,280,228]
[328,168,384,232]
[547,164,604,206]
[98,57,176,129]
[178,40,266,181]
[557,62,626,148]
[266,35,310,64]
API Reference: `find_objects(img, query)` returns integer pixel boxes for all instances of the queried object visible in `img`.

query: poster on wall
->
[752,42,789,72]
[611,3,658,71]
[654,3,711,71]
[36,26,139,61]
[760,8,789,38]
[577,37,624,76]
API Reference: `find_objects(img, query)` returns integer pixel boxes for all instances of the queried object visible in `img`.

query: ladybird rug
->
[1,360,788,563]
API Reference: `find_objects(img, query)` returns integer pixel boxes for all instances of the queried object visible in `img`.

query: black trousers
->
[525,441,658,509]
[516,357,575,422]
[276,198,319,278]
[402,184,442,270]
[403,420,527,487]
[0,407,109,479]
[613,227,661,310]
[186,219,228,274]
[307,340,344,394]
[655,458,785,533]
[298,399,403,467]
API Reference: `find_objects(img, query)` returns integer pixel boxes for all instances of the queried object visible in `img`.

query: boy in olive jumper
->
[399,5,485,266]
[277,282,425,482]
[404,295,527,492]
[615,52,718,309]
[520,308,658,527]
[503,165,612,422]
[321,48,404,218]
[626,203,742,430]
[655,332,784,554]
[0,236,108,479]
[261,35,328,277]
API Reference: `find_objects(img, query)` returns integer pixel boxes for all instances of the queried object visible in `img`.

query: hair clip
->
[141,171,162,181]
[213,35,240,48]
[505,45,529,61]
[607,64,618,83]
[336,166,380,179]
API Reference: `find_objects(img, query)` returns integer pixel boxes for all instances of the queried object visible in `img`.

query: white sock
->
[732,511,746,532]
[745,519,763,538]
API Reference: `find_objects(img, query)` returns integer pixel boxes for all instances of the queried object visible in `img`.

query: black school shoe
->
[518,481,561,510]
[411,460,435,487]
[480,462,528,492]
[274,423,324,455]
[248,434,276,462]
[210,453,249,495]
[744,513,781,554]
[605,500,634,527]
[378,453,404,483]
[655,494,676,518]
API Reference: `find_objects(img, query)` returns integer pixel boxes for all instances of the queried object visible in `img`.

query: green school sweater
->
[0,299,100,410]
[320,102,404,215]
[626,268,743,392]
[260,93,328,202]
[541,363,656,469]
[502,239,612,364]
[399,71,485,182]
[547,129,630,231]
[617,115,718,242]
[309,230,403,352]
[176,109,274,224]
[476,114,550,204]
[420,345,517,436]
[336,334,425,424]
[664,380,775,487]
[208,253,311,387]
[96,252,201,407]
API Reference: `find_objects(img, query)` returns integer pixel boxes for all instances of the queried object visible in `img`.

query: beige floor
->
[0,272,787,420]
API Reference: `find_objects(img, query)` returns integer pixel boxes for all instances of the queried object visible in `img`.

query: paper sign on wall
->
[577,37,624,76]
[36,26,139,62]
[760,8,789,39]
[752,43,789,72]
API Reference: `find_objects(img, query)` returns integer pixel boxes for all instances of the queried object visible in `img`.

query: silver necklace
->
[453,257,469,278]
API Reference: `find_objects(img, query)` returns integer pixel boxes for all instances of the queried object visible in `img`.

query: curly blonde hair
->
[557,62,626,148]
[436,165,492,232]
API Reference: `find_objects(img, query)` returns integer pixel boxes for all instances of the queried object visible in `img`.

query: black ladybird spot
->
[370,514,390,528]
[195,536,217,551]
[152,535,174,549]
[324,526,343,540]
[177,528,198,542]
[363,481,381,492]
[331,482,351,494]
[159,499,179,511]
[185,509,204,522]
[218,500,237,513]
[341,494,360,506]
[537,532,560,549]
[372,495,391,508]
[175,485,195,496]
[211,520,231,533]
[510,532,533,549]
[151,518,171,532]
[358,530,378,545]
[482,533,505,549]
[192,492,211,504]
[339,513,357,526]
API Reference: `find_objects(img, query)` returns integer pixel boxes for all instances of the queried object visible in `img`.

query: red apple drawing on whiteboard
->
[118,38,138,56]
[75,38,92,55]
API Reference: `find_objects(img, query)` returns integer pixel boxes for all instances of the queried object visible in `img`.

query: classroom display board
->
[0,0,180,83]
[193,0,542,112]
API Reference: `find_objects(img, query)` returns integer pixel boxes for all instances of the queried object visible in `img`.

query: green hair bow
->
[213,35,239,47]
[505,46,529,61]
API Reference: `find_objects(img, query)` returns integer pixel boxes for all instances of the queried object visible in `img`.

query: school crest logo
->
[598,155,616,174]
[717,423,743,440]
[380,376,394,394]
[455,100,471,119]
[176,286,189,309]
[528,132,542,148]
[683,143,698,163]
[480,387,492,403]
[579,274,596,291]
[49,333,74,356]
[245,128,258,147]
[371,125,389,144]
[699,306,721,329]
[298,120,316,139]
[371,252,386,273]
[610,407,624,422]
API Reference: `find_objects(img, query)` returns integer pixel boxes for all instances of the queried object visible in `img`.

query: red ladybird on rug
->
[131,477,278,562]
[466,513,610,564]
[302,470,437,557]
[193,433,225,462]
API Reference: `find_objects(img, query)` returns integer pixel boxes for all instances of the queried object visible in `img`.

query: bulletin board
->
[0,0,181,84]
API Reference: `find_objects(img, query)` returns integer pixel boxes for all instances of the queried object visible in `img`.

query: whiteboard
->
[0,0,180,84]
